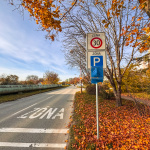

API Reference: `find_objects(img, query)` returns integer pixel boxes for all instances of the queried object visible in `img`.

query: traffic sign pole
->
[86,32,106,140]
[96,83,99,139]
[81,79,82,93]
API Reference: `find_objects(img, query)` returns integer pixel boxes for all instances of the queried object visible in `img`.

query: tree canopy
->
[43,71,59,84]
[9,0,150,52]
[62,0,149,106]
[9,0,80,40]
[26,75,39,84]
[7,0,150,106]
[0,74,19,85]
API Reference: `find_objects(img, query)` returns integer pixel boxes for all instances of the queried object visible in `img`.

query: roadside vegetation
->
[0,86,68,104]
[3,1,150,149]
[121,92,150,101]
[8,0,149,107]
[121,64,150,101]
[0,71,60,85]
[67,92,150,150]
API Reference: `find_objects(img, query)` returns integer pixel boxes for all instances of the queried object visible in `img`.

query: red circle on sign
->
[90,37,102,49]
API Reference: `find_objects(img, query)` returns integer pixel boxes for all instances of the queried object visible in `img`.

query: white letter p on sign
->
[94,57,100,66]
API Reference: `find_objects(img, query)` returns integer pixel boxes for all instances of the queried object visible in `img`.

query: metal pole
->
[96,83,99,139]
[80,55,82,93]
[81,78,82,93]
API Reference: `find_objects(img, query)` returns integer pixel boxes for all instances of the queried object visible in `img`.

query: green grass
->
[0,86,68,104]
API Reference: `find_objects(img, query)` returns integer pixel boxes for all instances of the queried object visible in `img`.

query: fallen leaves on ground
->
[68,92,150,150]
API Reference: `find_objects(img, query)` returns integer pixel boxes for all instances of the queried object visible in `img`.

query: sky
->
[0,1,79,81]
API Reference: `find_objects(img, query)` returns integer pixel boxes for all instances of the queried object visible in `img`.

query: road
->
[0,85,80,150]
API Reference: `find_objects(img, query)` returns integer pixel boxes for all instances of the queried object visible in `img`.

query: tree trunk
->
[116,94,122,107]
[116,84,122,107]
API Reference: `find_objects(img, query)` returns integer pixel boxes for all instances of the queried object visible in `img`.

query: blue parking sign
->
[91,67,103,78]
[90,56,103,84]
[91,66,103,84]
[91,56,103,67]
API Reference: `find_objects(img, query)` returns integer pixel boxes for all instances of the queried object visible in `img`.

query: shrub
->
[86,84,96,95]
[147,85,150,94]
[99,86,114,100]
[86,84,115,99]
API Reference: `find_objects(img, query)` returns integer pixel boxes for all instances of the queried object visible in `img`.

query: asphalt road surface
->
[0,85,80,150]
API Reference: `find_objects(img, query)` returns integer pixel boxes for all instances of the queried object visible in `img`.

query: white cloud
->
[0,67,43,81]
[0,1,79,82]
[0,25,66,67]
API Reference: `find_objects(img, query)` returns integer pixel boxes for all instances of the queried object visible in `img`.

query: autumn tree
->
[7,0,149,50]
[62,0,149,106]
[82,73,91,85]
[146,68,150,93]
[43,71,59,84]
[19,80,27,85]
[139,0,150,17]
[0,74,19,85]
[70,77,80,84]
[121,63,150,93]
[7,0,150,106]
[0,74,7,85]
[26,75,39,84]
[38,78,44,83]
[8,0,80,40]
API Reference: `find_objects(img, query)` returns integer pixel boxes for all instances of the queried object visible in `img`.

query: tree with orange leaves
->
[138,0,150,52]
[43,71,59,84]
[8,0,80,41]
[62,0,149,106]
[8,0,149,49]
[7,0,150,106]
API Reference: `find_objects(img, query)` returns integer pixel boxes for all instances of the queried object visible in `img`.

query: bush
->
[86,84,115,99]
[99,86,114,100]
[147,85,150,94]
[86,84,96,95]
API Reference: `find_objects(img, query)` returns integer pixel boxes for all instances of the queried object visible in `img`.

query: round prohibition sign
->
[90,37,103,49]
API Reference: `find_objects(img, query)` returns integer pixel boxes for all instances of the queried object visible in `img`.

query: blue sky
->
[0,1,79,81]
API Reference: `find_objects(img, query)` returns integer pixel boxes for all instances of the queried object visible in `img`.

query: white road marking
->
[0,142,66,148]
[10,103,38,117]
[17,108,40,118]
[0,128,68,148]
[17,107,64,119]
[11,95,54,117]
[0,128,69,133]
[29,108,48,119]
[45,96,54,100]
[39,108,58,119]
[52,108,64,119]
[0,95,55,123]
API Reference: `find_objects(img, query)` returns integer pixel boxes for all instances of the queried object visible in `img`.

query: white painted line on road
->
[0,94,56,123]
[4,95,54,120]
[10,103,38,117]
[17,107,64,119]
[45,96,54,100]
[0,128,69,133]
[0,142,66,148]
[0,103,38,124]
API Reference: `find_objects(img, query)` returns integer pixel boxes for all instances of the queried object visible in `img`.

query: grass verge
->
[0,86,69,104]
[67,92,150,150]
[122,92,150,101]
